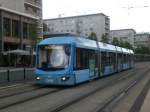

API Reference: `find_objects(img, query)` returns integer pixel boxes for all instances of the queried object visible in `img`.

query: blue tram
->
[35,36,134,85]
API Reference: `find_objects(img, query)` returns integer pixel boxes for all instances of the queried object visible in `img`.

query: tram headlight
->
[36,77,40,80]
[61,76,66,81]
[61,76,69,81]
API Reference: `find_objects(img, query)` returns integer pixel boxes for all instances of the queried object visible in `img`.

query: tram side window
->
[117,53,122,61]
[127,54,129,62]
[74,48,89,69]
[101,52,110,66]
[88,50,97,67]
[74,48,97,70]
[109,52,116,64]
[123,54,127,63]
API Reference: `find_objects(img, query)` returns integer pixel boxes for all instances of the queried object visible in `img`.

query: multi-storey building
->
[0,0,42,52]
[134,33,150,49]
[44,13,110,41]
[0,0,43,66]
[110,29,136,46]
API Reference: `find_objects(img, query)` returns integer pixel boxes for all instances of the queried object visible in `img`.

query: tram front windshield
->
[37,45,70,70]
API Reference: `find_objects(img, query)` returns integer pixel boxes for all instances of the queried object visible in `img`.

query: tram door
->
[101,52,107,75]
[117,53,123,72]
[88,50,96,77]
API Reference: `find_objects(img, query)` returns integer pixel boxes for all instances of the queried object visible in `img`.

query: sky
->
[42,0,150,33]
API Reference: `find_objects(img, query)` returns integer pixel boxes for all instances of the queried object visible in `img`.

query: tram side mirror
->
[65,46,70,55]
[42,62,48,68]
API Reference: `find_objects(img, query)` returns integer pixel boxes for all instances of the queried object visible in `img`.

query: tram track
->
[0,81,35,90]
[47,65,150,112]
[0,87,63,110]
[47,71,141,112]
[0,68,136,112]
[0,63,147,112]
[0,65,136,99]
[95,67,150,112]
[0,85,41,99]
[0,80,43,98]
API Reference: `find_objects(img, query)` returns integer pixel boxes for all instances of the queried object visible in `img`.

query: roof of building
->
[0,6,39,20]
[44,13,109,21]
[135,33,150,36]
[38,35,133,54]
[110,29,136,33]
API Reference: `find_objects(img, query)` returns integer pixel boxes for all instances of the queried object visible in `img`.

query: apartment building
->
[44,13,110,41]
[110,29,136,46]
[0,0,43,52]
[134,33,150,49]
[0,0,43,66]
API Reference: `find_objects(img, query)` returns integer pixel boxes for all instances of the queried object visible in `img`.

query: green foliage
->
[119,39,124,47]
[134,45,150,54]
[112,37,120,46]
[119,40,133,49]
[88,32,98,41]
[43,23,48,32]
[101,34,109,43]
[123,41,133,49]
[111,37,133,50]
[29,23,38,48]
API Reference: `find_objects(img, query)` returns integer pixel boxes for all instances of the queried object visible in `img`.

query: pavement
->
[140,88,150,112]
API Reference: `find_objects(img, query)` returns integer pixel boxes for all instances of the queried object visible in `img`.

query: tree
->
[123,41,133,49]
[112,38,133,50]
[29,22,38,48]
[101,34,109,43]
[119,39,124,48]
[88,32,97,41]
[112,37,120,46]
[43,23,49,32]
[134,45,150,54]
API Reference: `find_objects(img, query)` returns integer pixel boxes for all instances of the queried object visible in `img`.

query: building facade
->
[0,0,43,52]
[110,29,136,46]
[44,13,110,41]
[134,33,150,49]
[0,0,43,66]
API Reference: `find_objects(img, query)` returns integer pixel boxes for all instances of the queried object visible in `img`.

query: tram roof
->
[98,42,116,52]
[39,36,97,50]
[129,49,134,54]
[116,46,123,53]
[38,36,133,54]
[122,48,130,54]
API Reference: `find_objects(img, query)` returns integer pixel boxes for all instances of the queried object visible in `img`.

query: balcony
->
[25,0,42,9]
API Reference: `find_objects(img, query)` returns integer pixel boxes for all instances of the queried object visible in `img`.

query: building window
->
[33,8,37,14]
[12,20,19,37]
[85,33,88,36]
[90,28,93,31]
[25,5,29,11]
[28,23,37,40]
[3,18,11,37]
[23,22,28,39]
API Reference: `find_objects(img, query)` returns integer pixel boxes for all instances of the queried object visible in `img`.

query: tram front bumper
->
[35,75,75,86]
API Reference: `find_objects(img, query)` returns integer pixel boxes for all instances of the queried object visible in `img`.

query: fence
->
[134,54,150,62]
[0,68,35,84]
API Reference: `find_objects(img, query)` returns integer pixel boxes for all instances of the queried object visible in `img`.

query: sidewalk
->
[140,88,150,112]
